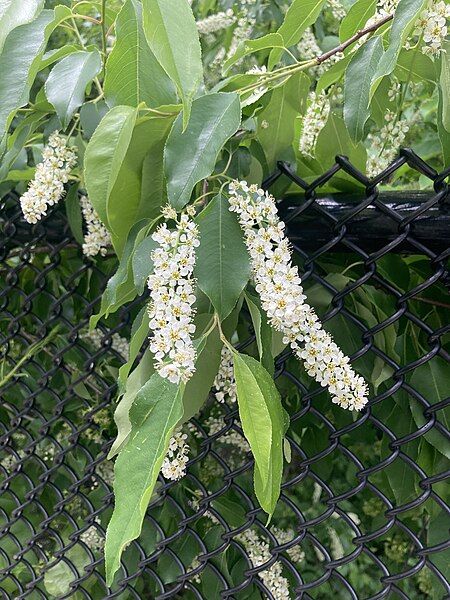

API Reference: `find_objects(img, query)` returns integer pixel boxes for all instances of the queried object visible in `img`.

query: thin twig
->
[317,13,394,63]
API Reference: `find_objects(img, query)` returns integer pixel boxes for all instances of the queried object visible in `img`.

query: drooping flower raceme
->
[298,91,330,157]
[161,429,190,481]
[20,131,77,224]
[147,213,199,384]
[80,195,111,257]
[196,9,235,35]
[213,346,237,404]
[229,182,368,411]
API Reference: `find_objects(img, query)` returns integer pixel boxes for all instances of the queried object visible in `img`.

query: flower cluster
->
[147,213,199,384]
[212,346,237,404]
[80,195,111,257]
[196,9,235,35]
[229,182,368,411]
[298,91,330,156]
[367,111,410,177]
[80,518,104,552]
[81,328,129,360]
[237,529,290,599]
[161,429,190,480]
[20,132,76,224]
[205,415,250,453]
[271,527,305,564]
[414,1,449,56]
[226,5,256,62]
[327,0,346,21]
[297,28,344,77]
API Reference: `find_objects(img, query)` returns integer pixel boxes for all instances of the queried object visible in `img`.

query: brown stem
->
[412,297,450,310]
[316,13,393,64]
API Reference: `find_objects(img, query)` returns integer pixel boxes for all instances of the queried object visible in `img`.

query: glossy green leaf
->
[344,36,383,142]
[194,194,250,320]
[394,47,436,84]
[439,45,450,133]
[105,374,182,585]
[438,54,450,165]
[316,53,352,93]
[142,0,203,128]
[107,115,174,253]
[104,0,176,109]
[39,44,79,71]
[245,292,275,376]
[131,235,157,296]
[117,306,150,393]
[65,184,83,245]
[181,320,223,422]
[164,93,241,210]
[90,219,151,328]
[233,352,284,515]
[316,112,367,171]
[410,357,450,460]
[0,10,54,138]
[79,101,109,139]
[223,33,284,75]
[0,0,43,53]
[109,348,155,459]
[258,72,309,169]
[339,0,377,42]
[84,105,138,230]
[45,50,102,129]
[269,0,326,68]
[370,0,428,98]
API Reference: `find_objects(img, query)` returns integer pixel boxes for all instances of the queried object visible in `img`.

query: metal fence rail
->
[0,150,449,599]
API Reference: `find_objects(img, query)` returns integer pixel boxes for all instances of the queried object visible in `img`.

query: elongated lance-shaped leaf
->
[164,93,241,210]
[194,194,250,321]
[105,374,183,585]
[45,50,102,128]
[233,352,285,515]
[370,0,428,98]
[142,0,203,128]
[269,0,326,68]
[104,0,176,109]
[344,36,384,142]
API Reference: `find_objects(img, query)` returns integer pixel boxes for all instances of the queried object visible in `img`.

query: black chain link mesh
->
[1,149,449,599]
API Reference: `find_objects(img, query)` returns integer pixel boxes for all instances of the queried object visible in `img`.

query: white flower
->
[414,1,449,56]
[229,182,369,411]
[81,328,129,360]
[161,429,190,481]
[271,527,305,564]
[226,7,255,63]
[147,213,199,384]
[20,131,77,224]
[213,346,237,404]
[238,529,291,599]
[205,415,250,453]
[298,91,330,157]
[196,9,235,35]
[328,0,346,21]
[80,195,111,257]
[367,110,409,177]
[80,518,104,551]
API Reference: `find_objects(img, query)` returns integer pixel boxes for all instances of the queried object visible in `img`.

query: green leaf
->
[344,36,384,142]
[194,194,250,320]
[105,374,182,585]
[439,44,450,133]
[90,219,151,328]
[104,0,176,109]
[257,72,309,170]
[65,184,83,245]
[223,33,284,75]
[233,352,284,515]
[370,0,428,98]
[107,115,174,253]
[245,292,275,376]
[117,306,150,394]
[45,50,102,129]
[181,319,223,422]
[315,112,367,171]
[0,10,54,138]
[0,0,43,53]
[109,348,155,459]
[394,47,436,84]
[39,44,79,71]
[132,235,158,295]
[79,100,109,139]
[410,357,450,460]
[164,92,241,210]
[339,0,377,42]
[316,53,351,93]
[438,53,450,165]
[84,105,138,231]
[142,0,203,128]
[268,0,326,69]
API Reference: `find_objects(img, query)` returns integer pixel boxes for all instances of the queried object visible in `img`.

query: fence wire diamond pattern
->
[0,150,449,599]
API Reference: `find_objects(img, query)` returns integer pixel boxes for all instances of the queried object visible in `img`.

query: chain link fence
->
[1,150,449,599]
